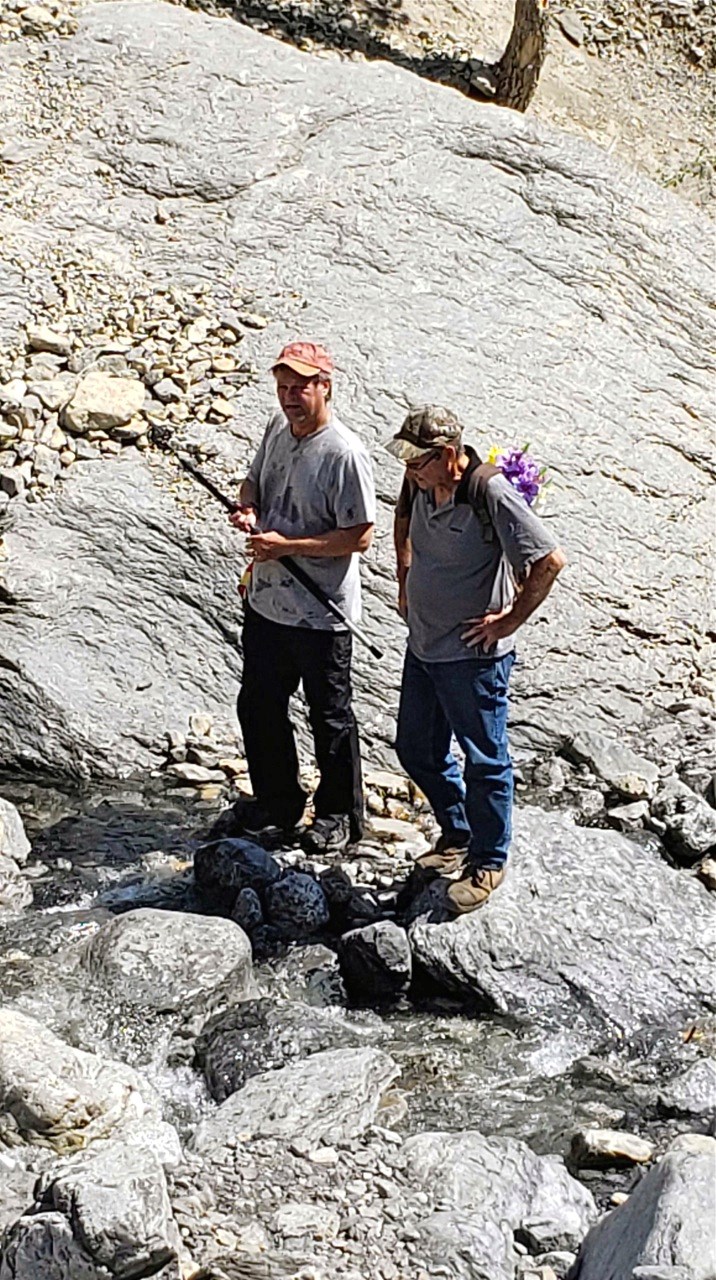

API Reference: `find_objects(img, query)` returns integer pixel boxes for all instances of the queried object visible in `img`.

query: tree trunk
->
[492,0,550,111]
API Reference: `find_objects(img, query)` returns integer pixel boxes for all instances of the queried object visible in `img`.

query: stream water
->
[0,774,704,1216]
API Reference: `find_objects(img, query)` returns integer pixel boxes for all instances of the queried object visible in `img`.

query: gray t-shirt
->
[245,410,376,630]
[405,449,559,661]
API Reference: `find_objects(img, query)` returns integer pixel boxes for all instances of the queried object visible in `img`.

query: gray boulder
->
[564,730,659,799]
[195,998,367,1102]
[0,1144,181,1280]
[659,1058,716,1118]
[0,802,30,867]
[567,1135,716,1280]
[408,808,716,1034]
[0,1007,160,1154]
[403,1130,597,1257]
[337,920,412,1003]
[0,0,713,780]
[79,907,253,1012]
[264,872,330,936]
[192,1047,399,1155]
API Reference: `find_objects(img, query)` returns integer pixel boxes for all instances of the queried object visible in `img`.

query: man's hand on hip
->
[461,607,516,651]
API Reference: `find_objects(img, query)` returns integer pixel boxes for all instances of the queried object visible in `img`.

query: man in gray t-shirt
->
[227,341,376,856]
[387,405,566,914]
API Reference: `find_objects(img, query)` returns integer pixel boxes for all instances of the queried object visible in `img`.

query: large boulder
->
[0,0,713,779]
[408,807,716,1034]
[403,1130,597,1257]
[0,1144,182,1280]
[0,1007,160,1154]
[192,1047,399,1155]
[79,907,253,1012]
[567,1134,716,1280]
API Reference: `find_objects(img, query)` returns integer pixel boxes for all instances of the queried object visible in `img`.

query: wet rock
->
[0,803,30,868]
[337,921,412,1003]
[659,1058,716,1118]
[0,1006,160,1154]
[192,1047,399,1154]
[0,1143,181,1280]
[408,808,714,1036]
[230,886,263,932]
[569,1127,654,1168]
[194,998,366,1102]
[194,838,282,900]
[567,1135,716,1279]
[563,730,659,799]
[264,872,329,936]
[63,371,145,434]
[650,778,716,864]
[403,1131,597,1258]
[79,907,253,1013]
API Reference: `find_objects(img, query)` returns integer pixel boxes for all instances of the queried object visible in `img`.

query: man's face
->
[274,366,329,427]
[405,446,452,489]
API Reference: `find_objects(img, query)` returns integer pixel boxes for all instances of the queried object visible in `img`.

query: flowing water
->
[1,774,703,1213]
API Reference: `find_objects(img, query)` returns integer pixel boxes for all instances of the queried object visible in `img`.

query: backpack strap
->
[463,461,501,542]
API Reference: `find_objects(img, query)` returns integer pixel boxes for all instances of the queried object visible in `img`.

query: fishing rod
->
[151,426,384,660]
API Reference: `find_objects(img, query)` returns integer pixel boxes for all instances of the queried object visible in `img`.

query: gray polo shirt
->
[406,450,559,661]
[246,410,376,630]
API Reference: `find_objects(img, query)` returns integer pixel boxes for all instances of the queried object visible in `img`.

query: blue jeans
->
[396,648,515,869]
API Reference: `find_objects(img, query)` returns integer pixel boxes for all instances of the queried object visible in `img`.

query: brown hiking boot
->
[415,834,469,877]
[446,865,505,914]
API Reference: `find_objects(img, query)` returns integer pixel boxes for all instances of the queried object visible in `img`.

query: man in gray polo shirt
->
[228,340,376,855]
[387,406,566,913]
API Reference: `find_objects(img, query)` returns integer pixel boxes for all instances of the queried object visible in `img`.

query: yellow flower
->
[487,444,505,465]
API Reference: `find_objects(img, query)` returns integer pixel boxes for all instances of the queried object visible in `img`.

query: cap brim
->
[272,357,325,377]
[384,436,435,462]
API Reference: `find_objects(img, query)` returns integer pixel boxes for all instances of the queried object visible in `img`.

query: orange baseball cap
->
[272,341,334,378]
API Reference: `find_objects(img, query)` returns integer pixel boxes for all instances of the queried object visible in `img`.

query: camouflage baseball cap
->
[384,405,464,463]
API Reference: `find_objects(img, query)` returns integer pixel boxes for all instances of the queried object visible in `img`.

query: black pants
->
[237,605,364,840]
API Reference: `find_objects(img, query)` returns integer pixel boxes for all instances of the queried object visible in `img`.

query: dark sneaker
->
[302,814,351,856]
[415,833,470,877]
[446,864,505,914]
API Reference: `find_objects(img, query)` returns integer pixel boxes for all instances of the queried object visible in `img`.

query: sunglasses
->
[406,449,441,472]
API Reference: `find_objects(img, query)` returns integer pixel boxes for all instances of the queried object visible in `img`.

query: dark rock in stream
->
[194,998,367,1102]
[407,808,716,1036]
[194,839,282,903]
[337,920,412,1003]
[567,1133,716,1280]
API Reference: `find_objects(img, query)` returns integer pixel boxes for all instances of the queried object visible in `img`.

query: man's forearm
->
[282,524,373,558]
[395,516,411,581]
[239,478,258,508]
[508,549,566,630]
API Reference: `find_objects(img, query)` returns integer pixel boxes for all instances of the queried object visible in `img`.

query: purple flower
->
[493,446,545,507]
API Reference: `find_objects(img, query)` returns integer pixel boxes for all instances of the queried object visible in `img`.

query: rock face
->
[0,802,30,868]
[0,0,713,779]
[0,1007,159,1153]
[79,907,253,1012]
[408,808,716,1034]
[0,1144,181,1280]
[192,1047,399,1154]
[403,1130,597,1277]
[567,1135,716,1280]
